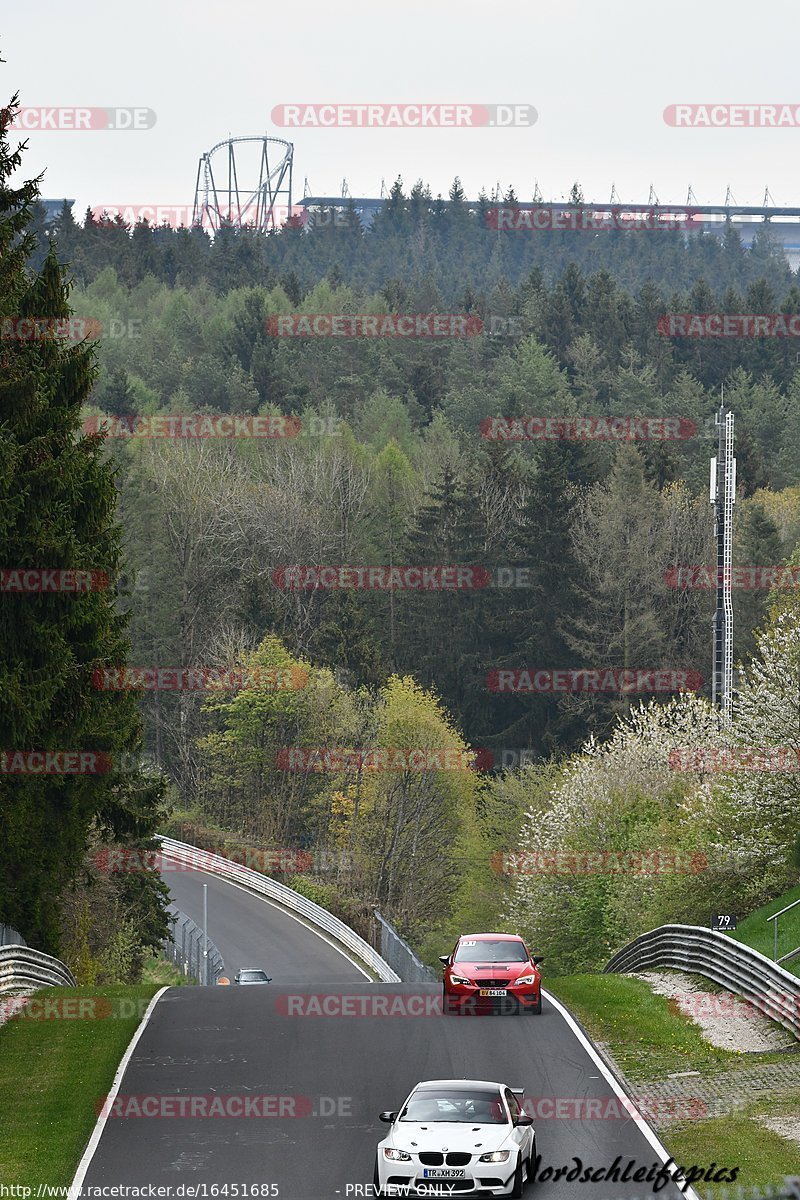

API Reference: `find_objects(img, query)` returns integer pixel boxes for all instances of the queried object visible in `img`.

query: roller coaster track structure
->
[192,135,294,233]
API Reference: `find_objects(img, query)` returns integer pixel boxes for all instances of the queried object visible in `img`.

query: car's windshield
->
[400,1090,507,1124]
[239,970,269,981]
[454,940,527,963]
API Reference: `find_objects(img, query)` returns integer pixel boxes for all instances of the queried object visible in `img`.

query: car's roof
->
[239,967,268,973]
[458,933,524,942]
[413,1080,506,1092]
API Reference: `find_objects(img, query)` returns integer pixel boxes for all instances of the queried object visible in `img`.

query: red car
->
[440,933,543,1015]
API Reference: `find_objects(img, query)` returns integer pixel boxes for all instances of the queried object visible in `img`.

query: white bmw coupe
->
[374,1078,536,1197]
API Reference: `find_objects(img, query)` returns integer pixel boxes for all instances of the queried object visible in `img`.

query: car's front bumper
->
[380,1163,518,1196]
[442,987,539,1014]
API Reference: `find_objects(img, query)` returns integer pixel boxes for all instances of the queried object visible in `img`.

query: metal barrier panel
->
[374,911,437,983]
[605,923,800,1039]
[0,946,77,993]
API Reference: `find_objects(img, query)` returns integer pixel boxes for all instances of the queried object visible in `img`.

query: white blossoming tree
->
[501,591,800,973]
[502,692,720,972]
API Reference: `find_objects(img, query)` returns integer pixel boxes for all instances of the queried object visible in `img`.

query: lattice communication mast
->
[710,404,736,720]
[192,136,294,233]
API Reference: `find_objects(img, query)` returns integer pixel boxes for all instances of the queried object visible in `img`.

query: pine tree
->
[734,501,786,666]
[0,95,166,950]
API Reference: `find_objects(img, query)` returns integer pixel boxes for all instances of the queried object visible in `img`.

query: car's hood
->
[389,1123,512,1154]
[452,961,531,977]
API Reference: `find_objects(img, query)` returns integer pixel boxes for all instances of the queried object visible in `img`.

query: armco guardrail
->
[604,923,800,1039]
[0,945,77,994]
[157,837,400,982]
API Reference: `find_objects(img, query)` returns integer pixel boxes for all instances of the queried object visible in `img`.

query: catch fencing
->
[605,923,800,1039]
[0,924,26,947]
[374,910,437,983]
[163,904,225,984]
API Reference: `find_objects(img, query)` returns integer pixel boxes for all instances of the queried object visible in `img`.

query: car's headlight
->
[449,974,472,987]
[478,1150,511,1163]
[513,974,538,986]
[384,1148,412,1161]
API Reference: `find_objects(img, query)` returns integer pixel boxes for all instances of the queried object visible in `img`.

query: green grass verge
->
[732,883,800,978]
[547,973,800,1193]
[667,1110,800,1191]
[141,954,192,987]
[546,973,741,1079]
[0,984,158,1186]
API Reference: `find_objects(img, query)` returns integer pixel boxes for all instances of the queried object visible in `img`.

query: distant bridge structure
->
[296,192,800,265]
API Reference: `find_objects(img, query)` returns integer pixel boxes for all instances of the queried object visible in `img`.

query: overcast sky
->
[3,1,800,217]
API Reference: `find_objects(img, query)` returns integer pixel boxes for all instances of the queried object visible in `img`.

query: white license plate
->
[479,988,507,997]
[423,1170,466,1179]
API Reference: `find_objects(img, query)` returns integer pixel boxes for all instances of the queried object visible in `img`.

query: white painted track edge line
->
[542,988,702,1200]
[188,869,373,981]
[69,985,169,1195]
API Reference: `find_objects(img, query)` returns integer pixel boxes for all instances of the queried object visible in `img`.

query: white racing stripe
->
[69,986,169,1196]
[542,988,702,1200]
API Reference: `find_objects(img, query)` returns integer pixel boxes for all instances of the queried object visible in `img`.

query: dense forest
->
[5,149,800,973]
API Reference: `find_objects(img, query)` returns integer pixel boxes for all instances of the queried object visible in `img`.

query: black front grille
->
[418,1152,444,1166]
[476,978,511,987]
[415,1182,473,1194]
[446,1152,471,1166]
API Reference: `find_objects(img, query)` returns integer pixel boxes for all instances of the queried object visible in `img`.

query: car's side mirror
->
[438,955,449,965]
[532,956,544,965]
[379,1111,398,1124]
[514,1115,534,1126]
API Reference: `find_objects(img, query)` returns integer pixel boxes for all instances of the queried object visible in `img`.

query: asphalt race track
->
[163,864,364,984]
[80,868,700,1198]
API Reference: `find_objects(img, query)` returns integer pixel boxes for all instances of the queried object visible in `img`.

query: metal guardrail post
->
[767,896,800,962]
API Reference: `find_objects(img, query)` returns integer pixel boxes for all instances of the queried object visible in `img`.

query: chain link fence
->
[163,905,224,984]
[0,925,26,947]
[374,911,437,983]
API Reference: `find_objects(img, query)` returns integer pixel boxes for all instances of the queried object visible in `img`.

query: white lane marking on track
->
[541,989,702,1200]
[69,986,169,1195]
[176,868,373,981]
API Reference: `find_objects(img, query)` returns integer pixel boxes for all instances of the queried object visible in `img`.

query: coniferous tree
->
[0,95,166,950]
